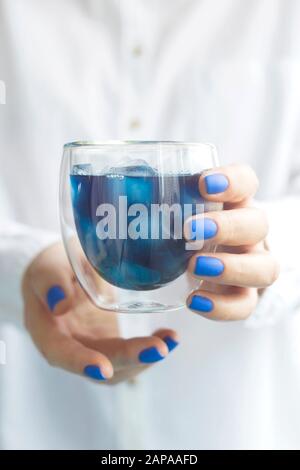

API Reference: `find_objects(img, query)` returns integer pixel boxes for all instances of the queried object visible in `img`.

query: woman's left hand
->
[185,164,280,320]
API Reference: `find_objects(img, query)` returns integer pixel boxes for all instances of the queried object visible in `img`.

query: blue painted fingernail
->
[190,218,217,241]
[46,285,66,312]
[139,347,165,364]
[84,365,106,381]
[205,174,229,194]
[194,256,224,277]
[163,336,179,352]
[189,295,214,313]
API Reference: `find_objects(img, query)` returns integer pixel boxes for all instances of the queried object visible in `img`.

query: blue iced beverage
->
[70,163,206,291]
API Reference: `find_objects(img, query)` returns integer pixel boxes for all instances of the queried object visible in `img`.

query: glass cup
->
[60,141,222,313]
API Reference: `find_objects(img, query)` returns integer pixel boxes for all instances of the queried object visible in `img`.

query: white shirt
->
[1,0,300,450]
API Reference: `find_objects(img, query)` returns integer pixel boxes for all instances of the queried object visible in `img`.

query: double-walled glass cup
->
[60,141,221,313]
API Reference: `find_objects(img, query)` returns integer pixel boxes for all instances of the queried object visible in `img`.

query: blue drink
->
[70,164,206,291]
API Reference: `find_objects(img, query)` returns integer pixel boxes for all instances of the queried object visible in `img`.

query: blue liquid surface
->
[71,165,206,290]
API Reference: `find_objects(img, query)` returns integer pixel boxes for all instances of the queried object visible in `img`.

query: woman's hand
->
[22,242,178,384]
[185,164,280,320]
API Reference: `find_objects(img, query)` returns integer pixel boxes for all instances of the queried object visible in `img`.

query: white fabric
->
[0,0,300,450]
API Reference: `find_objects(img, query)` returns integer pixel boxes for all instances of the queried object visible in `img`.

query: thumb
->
[26,242,76,315]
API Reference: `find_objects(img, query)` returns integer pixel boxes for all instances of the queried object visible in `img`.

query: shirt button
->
[132,45,143,57]
[129,118,141,130]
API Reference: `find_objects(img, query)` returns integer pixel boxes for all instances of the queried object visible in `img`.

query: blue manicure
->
[46,285,66,311]
[205,174,229,194]
[84,365,106,381]
[164,336,179,352]
[189,295,214,313]
[194,256,224,277]
[139,347,165,364]
[190,218,217,241]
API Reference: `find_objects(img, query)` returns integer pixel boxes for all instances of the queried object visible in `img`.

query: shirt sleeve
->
[0,221,60,327]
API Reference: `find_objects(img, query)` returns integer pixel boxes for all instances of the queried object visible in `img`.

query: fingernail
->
[190,218,217,241]
[163,336,179,352]
[46,285,66,312]
[139,347,165,364]
[205,173,229,194]
[194,256,224,277]
[84,365,106,381]
[189,295,214,313]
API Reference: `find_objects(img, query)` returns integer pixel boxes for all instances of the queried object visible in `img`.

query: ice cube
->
[72,164,92,176]
[101,159,158,177]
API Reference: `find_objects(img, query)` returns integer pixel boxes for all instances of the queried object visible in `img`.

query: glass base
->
[98,300,184,314]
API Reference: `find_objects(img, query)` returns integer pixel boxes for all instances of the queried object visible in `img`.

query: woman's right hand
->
[22,242,178,384]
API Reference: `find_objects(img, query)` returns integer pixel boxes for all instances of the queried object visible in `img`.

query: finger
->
[75,336,167,386]
[80,330,177,372]
[199,164,259,204]
[187,287,258,321]
[95,329,178,385]
[184,207,268,246]
[27,243,76,315]
[24,291,113,381]
[152,328,180,353]
[189,252,280,288]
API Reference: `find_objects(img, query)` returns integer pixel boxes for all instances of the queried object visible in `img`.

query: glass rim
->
[63,140,217,150]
